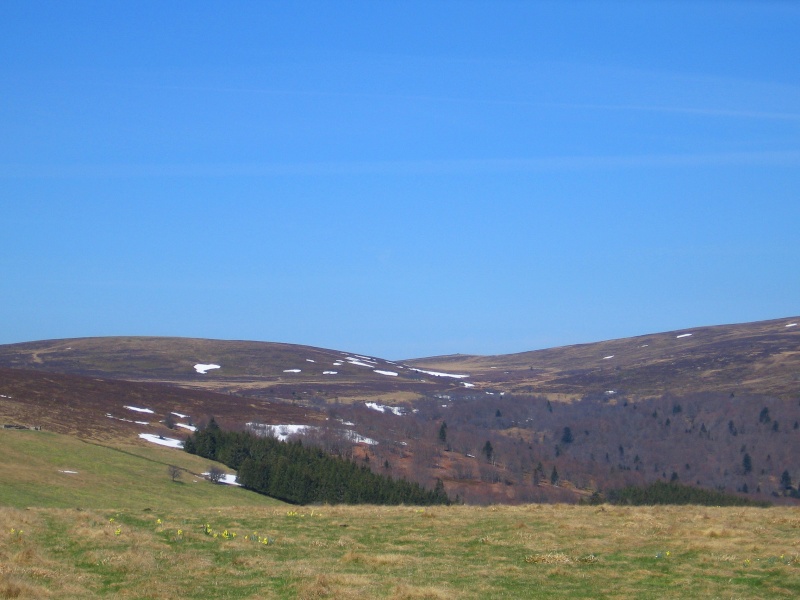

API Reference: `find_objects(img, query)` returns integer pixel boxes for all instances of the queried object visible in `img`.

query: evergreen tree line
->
[184,419,451,506]
[600,481,769,507]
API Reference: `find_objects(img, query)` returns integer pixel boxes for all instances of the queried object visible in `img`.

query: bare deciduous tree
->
[167,464,182,482]
[206,466,225,484]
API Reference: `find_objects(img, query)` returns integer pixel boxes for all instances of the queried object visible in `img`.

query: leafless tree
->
[206,466,225,484]
[167,464,182,482]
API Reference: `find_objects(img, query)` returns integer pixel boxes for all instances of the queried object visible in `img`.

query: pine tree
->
[550,466,559,485]
[743,453,752,475]
[482,440,494,463]
[561,426,574,445]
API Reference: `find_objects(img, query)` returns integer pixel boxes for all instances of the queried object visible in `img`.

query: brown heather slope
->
[0,337,448,404]
[406,316,800,400]
[0,316,798,403]
[0,367,317,444]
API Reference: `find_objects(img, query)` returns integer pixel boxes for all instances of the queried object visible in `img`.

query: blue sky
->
[1,1,798,359]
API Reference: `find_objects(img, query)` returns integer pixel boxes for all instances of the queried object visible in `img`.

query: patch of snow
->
[786,323,797,328]
[171,412,190,419]
[283,369,301,373]
[602,356,614,360]
[139,433,183,449]
[605,390,616,395]
[176,423,198,432]
[441,404,449,408]
[247,422,377,446]
[58,470,78,474]
[676,333,693,339]
[106,413,134,423]
[640,344,649,348]
[374,369,398,377]
[346,358,375,368]
[365,402,404,416]
[354,355,375,361]
[306,359,316,362]
[344,431,378,445]
[247,423,314,441]
[124,405,154,414]
[323,371,338,375]
[202,472,241,486]
[332,362,343,366]
[0,394,9,398]
[461,382,475,388]
[194,363,221,374]
[134,421,150,426]
[466,454,475,458]
[408,368,469,379]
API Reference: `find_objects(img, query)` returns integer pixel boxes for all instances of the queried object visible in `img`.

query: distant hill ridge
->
[0,316,797,401]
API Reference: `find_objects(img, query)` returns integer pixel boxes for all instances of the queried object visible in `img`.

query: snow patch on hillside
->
[246,422,377,445]
[247,424,314,441]
[345,431,378,445]
[139,433,183,448]
[787,323,797,328]
[602,355,614,360]
[194,364,220,374]
[283,369,301,373]
[676,333,693,338]
[408,368,469,379]
[323,371,338,375]
[345,358,375,368]
[374,369,398,377]
[124,406,154,414]
[176,423,197,432]
[365,402,404,416]
[202,472,240,486]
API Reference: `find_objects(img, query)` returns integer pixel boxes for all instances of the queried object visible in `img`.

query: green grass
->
[1,502,799,598]
[2,429,800,599]
[0,429,283,511]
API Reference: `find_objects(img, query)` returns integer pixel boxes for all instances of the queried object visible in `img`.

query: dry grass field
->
[1,502,799,599]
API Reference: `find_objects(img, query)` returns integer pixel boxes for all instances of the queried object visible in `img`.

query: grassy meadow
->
[2,429,800,599]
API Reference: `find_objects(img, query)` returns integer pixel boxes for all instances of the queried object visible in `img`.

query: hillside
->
[0,428,281,511]
[0,337,446,404]
[1,316,799,505]
[1,316,798,403]
[407,317,800,401]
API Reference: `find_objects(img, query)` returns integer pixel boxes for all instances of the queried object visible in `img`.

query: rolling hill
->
[0,316,797,403]
[1,316,799,505]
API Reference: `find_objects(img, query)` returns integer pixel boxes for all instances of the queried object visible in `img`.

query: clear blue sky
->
[1,1,798,359]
